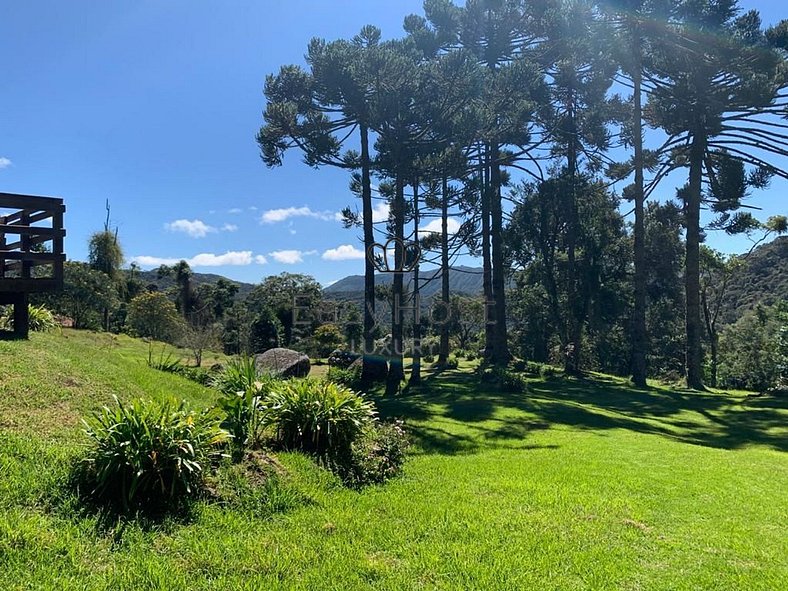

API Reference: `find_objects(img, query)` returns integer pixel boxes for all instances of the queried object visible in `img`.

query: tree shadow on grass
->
[373,369,788,455]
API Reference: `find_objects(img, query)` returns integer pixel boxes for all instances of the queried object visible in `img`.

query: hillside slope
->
[720,235,788,323]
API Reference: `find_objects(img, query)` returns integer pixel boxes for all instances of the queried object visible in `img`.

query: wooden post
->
[0,214,5,280]
[20,211,31,280]
[52,206,64,287]
[13,292,29,338]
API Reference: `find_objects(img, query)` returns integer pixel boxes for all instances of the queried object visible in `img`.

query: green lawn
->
[1,330,786,590]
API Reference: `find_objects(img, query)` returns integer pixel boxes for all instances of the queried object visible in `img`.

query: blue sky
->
[1,0,785,286]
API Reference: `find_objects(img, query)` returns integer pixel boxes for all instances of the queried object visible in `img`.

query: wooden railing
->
[0,192,66,293]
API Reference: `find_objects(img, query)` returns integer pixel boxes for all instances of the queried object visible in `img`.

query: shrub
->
[0,304,58,332]
[330,421,410,488]
[327,364,363,389]
[480,367,528,393]
[77,396,228,511]
[262,380,376,455]
[313,323,345,358]
[127,292,184,343]
[444,355,459,370]
[211,356,269,395]
[217,379,279,461]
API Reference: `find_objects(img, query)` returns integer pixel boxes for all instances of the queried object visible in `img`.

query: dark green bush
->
[327,364,363,389]
[77,396,228,511]
[444,355,459,370]
[330,421,410,488]
[480,367,528,393]
[262,380,376,455]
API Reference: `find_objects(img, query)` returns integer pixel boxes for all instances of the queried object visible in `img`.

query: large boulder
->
[349,355,388,383]
[255,348,310,378]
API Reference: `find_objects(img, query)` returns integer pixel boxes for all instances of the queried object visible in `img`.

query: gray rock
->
[255,348,310,378]
[349,355,388,382]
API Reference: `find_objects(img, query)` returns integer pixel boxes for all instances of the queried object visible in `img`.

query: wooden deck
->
[0,192,66,337]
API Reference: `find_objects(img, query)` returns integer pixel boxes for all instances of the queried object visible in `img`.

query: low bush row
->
[76,356,408,514]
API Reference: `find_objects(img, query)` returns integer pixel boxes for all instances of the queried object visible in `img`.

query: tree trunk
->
[565,104,582,375]
[386,174,406,395]
[631,47,648,387]
[489,143,509,366]
[410,179,422,385]
[359,124,379,382]
[685,132,705,390]
[481,151,494,359]
[438,174,451,365]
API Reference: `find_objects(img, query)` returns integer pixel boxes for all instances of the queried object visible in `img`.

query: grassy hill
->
[1,330,786,589]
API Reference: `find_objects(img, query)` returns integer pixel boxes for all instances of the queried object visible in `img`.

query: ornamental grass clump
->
[211,355,271,395]
[78,396,228,511]
[262,379,376,456]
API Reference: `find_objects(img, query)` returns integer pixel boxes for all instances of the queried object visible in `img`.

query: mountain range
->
[133,236,788,324]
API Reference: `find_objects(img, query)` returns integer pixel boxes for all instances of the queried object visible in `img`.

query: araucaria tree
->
[258,0,788,390]
[646,2,788,388]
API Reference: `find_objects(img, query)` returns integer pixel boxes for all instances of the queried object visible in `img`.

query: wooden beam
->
[0,252,66,262]
[0,224,65,237]
[0,193,64,210]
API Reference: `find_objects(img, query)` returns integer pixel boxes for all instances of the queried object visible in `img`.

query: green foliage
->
[444,355,459,370]
[718,303,783,392]
[262,380,376,455]
[480,366,529,393]
[0,304,58,333]
[327,363,363,390]
[248,307,282,354]
[37,261,118,330]
[77,396,228,511]
[313,323,345,357]
[215,374,280,460]
[246,272,322,345]
[88,230,124,281]
[127,292,184,343]
[211,356,268,395]
[329,421,410,489]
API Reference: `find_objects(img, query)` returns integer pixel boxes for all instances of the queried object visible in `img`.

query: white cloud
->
[221,223,238,232]
[189,251,253,266]
[228,208,242,214]
[372,201,390,223]
[131,251,255,268]
[269,249,316,264]
[322,244,365,261]
[165,219,217,238]
[420,217,462,235]
[255,255,268,265]
[0,157,11,169]
[261,206,340,224]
